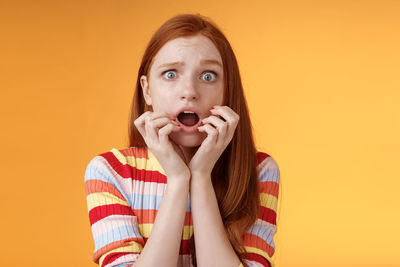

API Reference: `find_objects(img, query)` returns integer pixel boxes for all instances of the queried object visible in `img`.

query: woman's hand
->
[188,105,239,178]
[134,111,191,181]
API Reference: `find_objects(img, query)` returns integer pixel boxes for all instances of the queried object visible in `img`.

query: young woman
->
[85,13,280,267]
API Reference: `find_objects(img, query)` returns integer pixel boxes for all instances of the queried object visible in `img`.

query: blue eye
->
[163,70,177,79]
[202,72,217,82]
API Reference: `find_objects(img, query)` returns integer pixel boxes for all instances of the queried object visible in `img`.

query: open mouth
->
[177,111,200,126]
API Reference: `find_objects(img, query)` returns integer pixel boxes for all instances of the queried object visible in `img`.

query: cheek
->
[211,89,224,106]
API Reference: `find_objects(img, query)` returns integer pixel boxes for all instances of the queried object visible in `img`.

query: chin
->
[170,132,206,148]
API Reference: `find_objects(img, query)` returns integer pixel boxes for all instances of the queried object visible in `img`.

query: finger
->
[145,114,161,143]
[211,107,239,145]
[149,111,175,121]
[158,123,181,145]
[134,111,152,137]
[134,111,152,128]
[201,115,228,137]
[151,117,174,130]
[145,113,178,141]
[198,124,218,145]
[211,106,239,126]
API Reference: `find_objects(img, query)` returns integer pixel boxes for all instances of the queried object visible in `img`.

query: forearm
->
[134,177,190,267]
[190,175,241,267]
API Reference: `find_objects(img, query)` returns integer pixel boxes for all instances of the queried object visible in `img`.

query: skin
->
[136,33,241,267]
[140,34,238,165]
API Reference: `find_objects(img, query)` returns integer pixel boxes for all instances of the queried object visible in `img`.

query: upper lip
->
[174,106,202,121]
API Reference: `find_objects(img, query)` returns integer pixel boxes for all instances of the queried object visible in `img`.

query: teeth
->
[183,111,195,114]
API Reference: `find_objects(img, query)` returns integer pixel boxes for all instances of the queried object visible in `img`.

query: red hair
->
[128,13,260,266]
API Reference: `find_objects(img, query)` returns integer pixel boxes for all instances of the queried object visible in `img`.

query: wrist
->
[166,175,191,187]
[190,173,212,187]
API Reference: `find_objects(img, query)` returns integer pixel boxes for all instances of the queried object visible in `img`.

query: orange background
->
[1,0,399,266]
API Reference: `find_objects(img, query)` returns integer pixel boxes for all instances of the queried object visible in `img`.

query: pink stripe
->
[92,214,138,239]
[132,180,166,195]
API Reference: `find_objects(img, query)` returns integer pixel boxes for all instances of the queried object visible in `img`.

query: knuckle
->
[210,130,218,136]
[158,125,170,135]
[158,129,166,136]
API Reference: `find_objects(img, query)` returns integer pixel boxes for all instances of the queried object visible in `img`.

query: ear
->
[140,75,152,106]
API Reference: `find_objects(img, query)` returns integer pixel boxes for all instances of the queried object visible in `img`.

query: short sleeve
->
[242,154,280,267]
[84,155,145,267]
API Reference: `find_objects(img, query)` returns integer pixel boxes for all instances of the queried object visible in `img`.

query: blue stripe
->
[115,263,135,267]
[94,225,141,251]
[85,157,132,205]
[259,167,280,183]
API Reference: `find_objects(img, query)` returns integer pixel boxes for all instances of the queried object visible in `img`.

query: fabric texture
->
[84,146,280,267]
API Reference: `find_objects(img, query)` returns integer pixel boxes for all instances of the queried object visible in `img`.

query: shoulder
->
[84,146,149,180]
[84,146,151,201]
[86,146,148,166]
[255,150,280,226]
[84,146,167,182]
[255,150,280,204]
[256,150,280,183]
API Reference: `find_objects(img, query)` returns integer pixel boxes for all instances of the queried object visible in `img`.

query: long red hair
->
[128,13,260,266]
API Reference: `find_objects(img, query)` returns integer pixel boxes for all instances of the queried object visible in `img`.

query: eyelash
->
[162,69,218,81]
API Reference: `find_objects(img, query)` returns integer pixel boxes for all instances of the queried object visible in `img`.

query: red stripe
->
[257,152,270,165]
[85,180,126,201]
[99,151,167,183]
[245,252,271,267]
[93,237,144,264]
[99,149,268,183]
[259,206,277,225]
[179,239,191,254]
[243,233,275,259]
[89,204,134,225]
[259,181,279,198]
[129,168,167,183]
[102,252,132,267]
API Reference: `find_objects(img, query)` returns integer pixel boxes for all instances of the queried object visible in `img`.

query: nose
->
[179,77,199,101]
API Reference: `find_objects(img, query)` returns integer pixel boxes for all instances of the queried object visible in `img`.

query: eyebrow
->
[157,59,223,69]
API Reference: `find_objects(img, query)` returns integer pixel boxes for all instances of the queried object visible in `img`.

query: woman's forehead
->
[152,35,223,67]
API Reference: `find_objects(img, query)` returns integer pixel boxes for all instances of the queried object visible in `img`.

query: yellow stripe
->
[86,192,130,211]
[138,223,153,237]
[244,246,274,267]
[99,241,142,266]
[182,225,194,240]
[110,147,166,175]
[110,148,127,165]
[146,149,165,175]
[259,193,278,212]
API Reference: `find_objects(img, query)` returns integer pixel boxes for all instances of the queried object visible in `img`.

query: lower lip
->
[176,119,202,133]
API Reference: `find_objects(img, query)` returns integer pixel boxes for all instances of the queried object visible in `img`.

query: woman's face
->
[140,34,224,148]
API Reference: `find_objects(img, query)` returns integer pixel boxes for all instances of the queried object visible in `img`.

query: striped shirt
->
[84,146,280,267]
